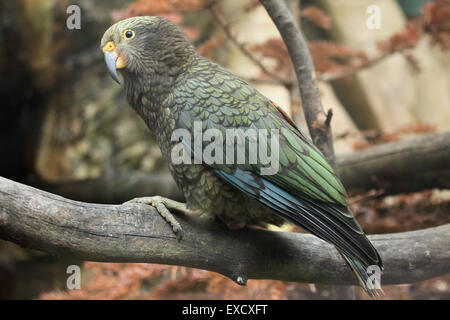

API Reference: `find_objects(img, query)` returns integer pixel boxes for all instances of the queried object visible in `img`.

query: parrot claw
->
[124,196,185,241]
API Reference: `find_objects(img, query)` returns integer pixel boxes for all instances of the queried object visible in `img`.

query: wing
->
[173,62,383,286]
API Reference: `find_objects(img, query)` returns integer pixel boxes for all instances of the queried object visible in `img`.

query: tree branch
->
[1,176,448,286]
[259,0,336,167]
[337,132,450,196]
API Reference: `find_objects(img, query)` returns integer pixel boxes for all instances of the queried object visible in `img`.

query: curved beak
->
[102,41,126,85]
[104,51,121,84]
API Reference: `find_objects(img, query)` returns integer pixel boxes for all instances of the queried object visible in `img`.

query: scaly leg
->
[124,196,198,241]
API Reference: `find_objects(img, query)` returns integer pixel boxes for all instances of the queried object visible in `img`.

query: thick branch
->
[260,0,336,167]
[337,132,450,196]
[1,176,448,286]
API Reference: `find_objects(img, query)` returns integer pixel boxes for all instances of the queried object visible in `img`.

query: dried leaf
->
[423,0,450,49]
[308,41,367,75]
[250,38,292,77]
[377,19,424,53]
[301,5,332,29]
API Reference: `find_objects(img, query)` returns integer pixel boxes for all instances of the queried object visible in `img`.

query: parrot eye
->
[123,29,135,40]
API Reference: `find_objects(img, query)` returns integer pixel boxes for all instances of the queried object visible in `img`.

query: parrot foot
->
[124,196,189,241]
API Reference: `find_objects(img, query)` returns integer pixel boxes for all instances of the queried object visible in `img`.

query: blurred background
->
[0,0,449,299]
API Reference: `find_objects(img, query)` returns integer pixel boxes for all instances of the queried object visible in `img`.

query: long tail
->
[215,168,385,297]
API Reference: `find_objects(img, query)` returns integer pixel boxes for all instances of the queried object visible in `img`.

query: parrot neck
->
[123,73,173,112]
[123,53,200,111]
[122,53,201,144]
[122,70,180,160]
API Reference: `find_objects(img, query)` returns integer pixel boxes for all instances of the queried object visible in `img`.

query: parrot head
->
[100,16,196,84]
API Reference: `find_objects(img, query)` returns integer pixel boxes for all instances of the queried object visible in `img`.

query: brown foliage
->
[250,39,292,78]
[249,39,370,80]
[314,0,450,81]
[248,1,449,82]
[114,0,214,19]
[39,263,173,299]
[308,41,367,75]
[301,5,332,29]
[377,19,424,54]
[423,0,450,49]
[378,0,450,54]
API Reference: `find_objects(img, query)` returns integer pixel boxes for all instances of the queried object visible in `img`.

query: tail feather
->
[339,251,385,298]
[215,168,384,298]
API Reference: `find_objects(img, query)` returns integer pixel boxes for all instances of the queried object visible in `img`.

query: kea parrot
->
[101,16,383,297]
